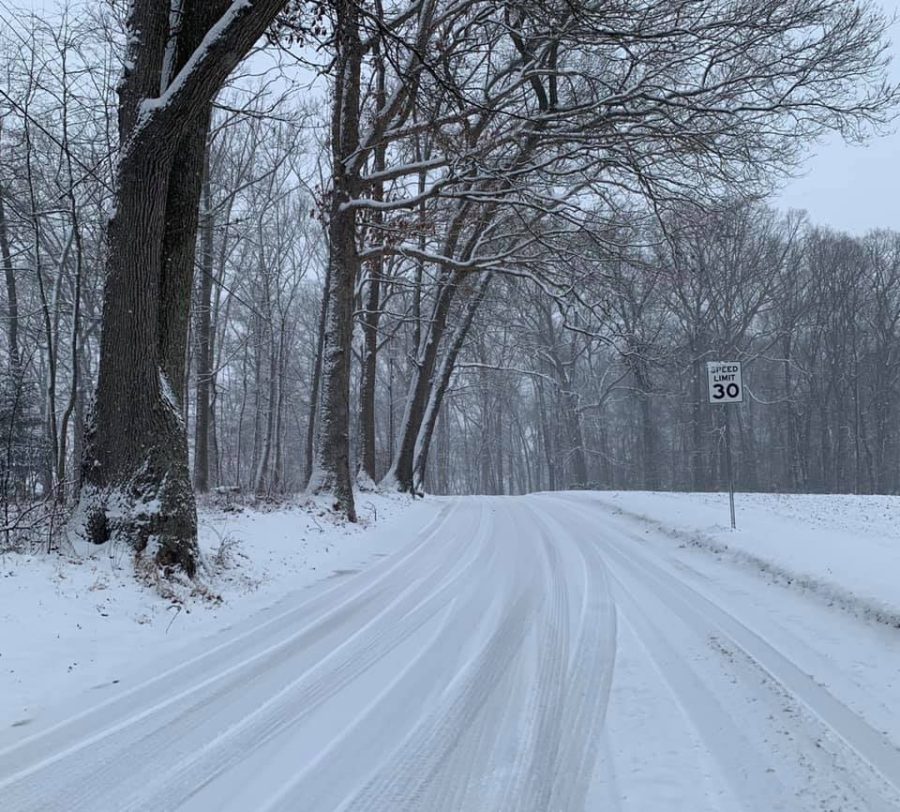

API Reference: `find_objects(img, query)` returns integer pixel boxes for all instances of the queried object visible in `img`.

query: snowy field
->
[593,490,900,624]
[2,491,900,810]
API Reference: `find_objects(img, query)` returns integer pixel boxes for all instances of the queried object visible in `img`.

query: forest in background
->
[0,0,897,573]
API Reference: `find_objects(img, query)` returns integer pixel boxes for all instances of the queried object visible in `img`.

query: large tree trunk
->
[77,0,285,575]
[311,222,358,519]
[81,1,219,573]
[80,136,199,572]
[308,0,362,521]
[158,118,212,409]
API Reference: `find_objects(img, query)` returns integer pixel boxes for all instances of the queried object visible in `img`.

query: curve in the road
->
[3,494,900,812]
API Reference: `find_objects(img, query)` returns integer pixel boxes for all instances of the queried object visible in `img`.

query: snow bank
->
[589,491,900,627]
[0,492,430,726]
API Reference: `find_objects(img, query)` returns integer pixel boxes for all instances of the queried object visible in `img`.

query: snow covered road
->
[3,494,900,811]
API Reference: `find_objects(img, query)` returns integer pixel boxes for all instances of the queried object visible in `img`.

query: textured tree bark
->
[82,1,205,573]
[311,218,358,519]
[308,0,362,521]
[159,112,212,406]
[193,167,214,493]
[80,133,199,571]
[160,0,232,406]
[78,0,287,575]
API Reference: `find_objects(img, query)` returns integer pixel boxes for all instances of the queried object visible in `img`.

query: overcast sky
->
[776,0,900,234]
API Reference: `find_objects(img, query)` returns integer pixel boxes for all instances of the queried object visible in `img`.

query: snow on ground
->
[4,493,900,811]
[5,489,898,732]
[587,490,900,626]
[0,492,426,726]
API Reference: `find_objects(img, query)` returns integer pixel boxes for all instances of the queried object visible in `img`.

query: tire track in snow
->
[339,589,534,812]
[488,503,570,812]
[325,497,620,812]
[109,504,490,812]
[435,502,568,812]
[0,500,460,771]
[16,493,880,811]
[0,501,476,811]
[336,501,539,812]
[610,576,790,811]
[603,536,900,811]
[520,502,619,812]
[208,501,505,812]
[545,493,900,811]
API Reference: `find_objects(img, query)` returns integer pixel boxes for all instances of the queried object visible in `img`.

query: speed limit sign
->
[706,361,742,529]
[707,361,743,404]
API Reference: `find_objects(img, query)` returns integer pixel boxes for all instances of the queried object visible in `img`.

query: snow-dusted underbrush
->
[0,498,71,556]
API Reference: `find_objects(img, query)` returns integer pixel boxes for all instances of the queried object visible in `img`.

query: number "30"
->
[712,383,740,399]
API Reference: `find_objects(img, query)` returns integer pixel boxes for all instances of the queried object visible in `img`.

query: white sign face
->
[707,361,743,404]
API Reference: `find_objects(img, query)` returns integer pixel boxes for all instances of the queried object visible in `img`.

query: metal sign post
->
[707,361,743,530]
[723,406,736,530]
